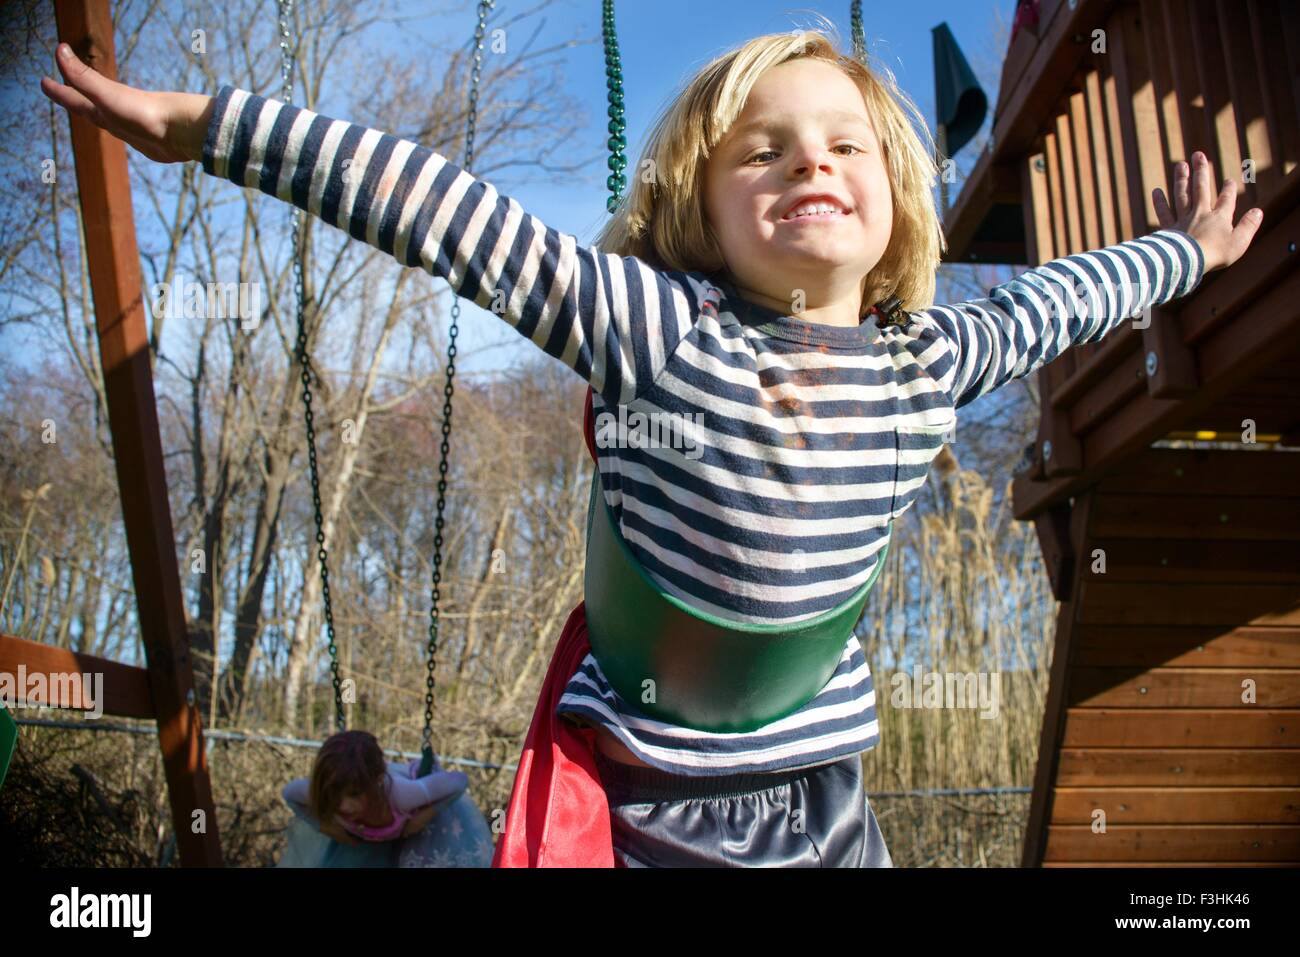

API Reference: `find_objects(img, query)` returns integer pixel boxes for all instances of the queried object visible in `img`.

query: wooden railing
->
[944,0,1300,524]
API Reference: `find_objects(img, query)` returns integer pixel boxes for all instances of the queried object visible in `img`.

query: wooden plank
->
[1098,41,1136,239]
[1082,539,1300,583]
[1043,129,1070,256]
[1057,747,1300,786]
[54,2,222,867]
[1050,786,1300,824]
[1052,322,1139,412]
[1140,0,1186,166]
[1069,667,1300,708]
[1217,0,1271,212]
[1141,305,1200,398]
[1108,3,1167,235]
[1076,581,1300,627]
[1023,492,1092,867]
[1044,824,1300,861]
[1188,0,1244,198]
[1023,150,1054,266]
[1248,0,1300,186]
[1034,502,1075,601]
[1083,67,1120,246]
[1095,447,1300,496]
[1074,626,1300,668]
[0,633,154,718]
[1055,110,1084,253]
[1160,0,1211,183]
[1087,493,1300,540]
[1061,708,1300,747]
[1281,0,1300,139]
[1044,860,1294,866]
[995,0,1062,125]
[1067,89,1101,249]
[1066,347,1146,436]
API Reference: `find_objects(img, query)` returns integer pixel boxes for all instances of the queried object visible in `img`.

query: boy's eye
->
[746,144,862,164]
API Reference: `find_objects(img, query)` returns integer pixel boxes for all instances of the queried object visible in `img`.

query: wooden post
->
[53,1,222,866]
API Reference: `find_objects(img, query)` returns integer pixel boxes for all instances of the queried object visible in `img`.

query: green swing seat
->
[583,469,890,733]
[0,703,15,792]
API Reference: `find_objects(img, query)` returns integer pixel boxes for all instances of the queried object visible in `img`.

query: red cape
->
[491,388,617,867]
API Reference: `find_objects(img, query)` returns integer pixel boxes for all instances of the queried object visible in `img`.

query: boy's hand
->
[1153,150,1263,273]
[39,43,212,164]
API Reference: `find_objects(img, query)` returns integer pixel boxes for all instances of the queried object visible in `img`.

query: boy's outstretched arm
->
[40,44,708,408]
[908,148,1262,410]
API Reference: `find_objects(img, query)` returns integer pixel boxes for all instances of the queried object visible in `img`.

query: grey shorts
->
[595,751,893,868]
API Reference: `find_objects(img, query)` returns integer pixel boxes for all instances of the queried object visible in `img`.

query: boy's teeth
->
[788,203,842,218]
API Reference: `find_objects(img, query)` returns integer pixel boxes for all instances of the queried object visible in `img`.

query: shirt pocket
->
[891,410,956,517]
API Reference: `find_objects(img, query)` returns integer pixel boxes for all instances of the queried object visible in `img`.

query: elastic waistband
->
[594,750,833,803]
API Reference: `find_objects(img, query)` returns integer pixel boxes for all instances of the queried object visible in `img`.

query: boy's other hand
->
[40,42,212,164]
[1153,150,1263,273]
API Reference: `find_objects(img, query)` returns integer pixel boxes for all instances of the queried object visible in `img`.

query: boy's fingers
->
[1174,161,1190,213]
[1195,151,1215,212]
[1227,208,1263,265]
[40,73,97,116]
[1153,187,1174,225]
[1216,177,1239,214]
[54,43,113,104]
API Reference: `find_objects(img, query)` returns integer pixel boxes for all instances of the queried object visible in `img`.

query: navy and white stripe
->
[204,86,1204,775]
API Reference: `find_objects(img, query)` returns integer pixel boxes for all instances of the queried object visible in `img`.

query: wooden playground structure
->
[2,0,1298,868]
[943,0,1300,865]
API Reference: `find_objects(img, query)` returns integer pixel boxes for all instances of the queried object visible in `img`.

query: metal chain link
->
[602,0,627,213]
[279,0,346,733]
[850,0,865,64]
[421,0,495,765]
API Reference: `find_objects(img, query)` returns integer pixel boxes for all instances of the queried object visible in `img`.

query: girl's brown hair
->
[309,730,388,825]
[594,22,947,316]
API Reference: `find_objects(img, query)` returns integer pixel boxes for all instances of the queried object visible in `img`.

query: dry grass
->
[1,462,1057,869]
[860,464,1058,866]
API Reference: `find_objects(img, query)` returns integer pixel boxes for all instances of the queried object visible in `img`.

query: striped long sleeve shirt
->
[202,85,1205,776]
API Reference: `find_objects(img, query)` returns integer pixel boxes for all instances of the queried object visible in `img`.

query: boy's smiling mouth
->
[780,194,853,222]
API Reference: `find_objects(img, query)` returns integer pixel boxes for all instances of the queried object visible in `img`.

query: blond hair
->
[594,26,947,315]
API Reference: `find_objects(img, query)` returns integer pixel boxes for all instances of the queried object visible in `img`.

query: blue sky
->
[4,0,1017,375]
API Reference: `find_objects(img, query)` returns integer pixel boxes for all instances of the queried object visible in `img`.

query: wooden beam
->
[1140,304,1199,398]
[1217,0,1271,212]
[989,0,1120,162]
[0,633,154,718]
[1083,67,1119,247]
[1054,109,1084,252]
[54,1,222,867]
[1109,2,1168,236]
[1067,88,1101,249]
[1022,150,1053,266]
[1043,129,1069,256]
[1141,0,1186,168]
[1098,33,1136,239]
[1022,491,1094,867]
[1247,0,1300,188]
[1189,0,1244,199]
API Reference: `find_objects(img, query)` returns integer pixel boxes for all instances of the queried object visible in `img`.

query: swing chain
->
[602,0,627,213]
[421,0,495,767]
[850,0,865,63]
[279,0,346,733]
